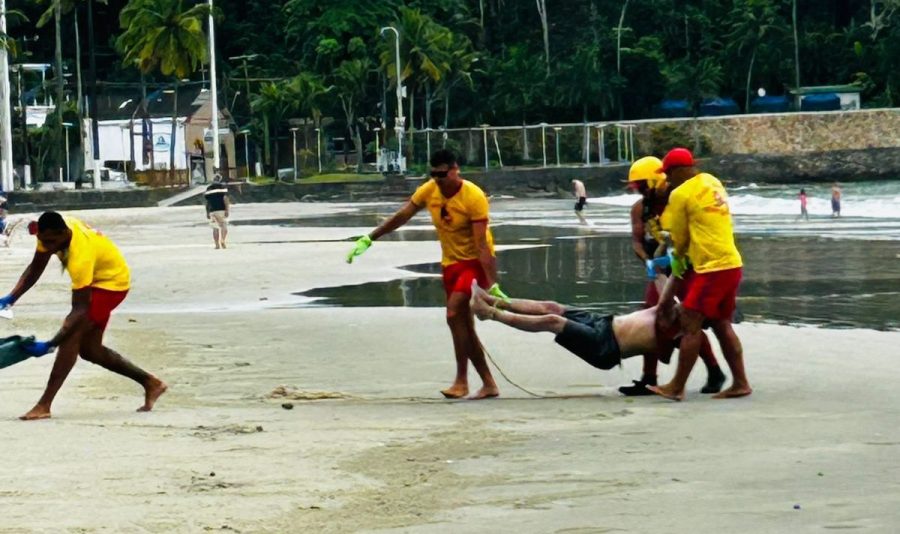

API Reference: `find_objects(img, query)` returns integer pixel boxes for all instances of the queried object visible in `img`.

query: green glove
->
[670,252,690,279]
[346,235,373,264]
[488,283,511,303]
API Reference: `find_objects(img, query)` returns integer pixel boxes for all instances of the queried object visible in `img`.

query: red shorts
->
[88,288,129,330]
[681,267,742,321]
[442,259,488,298]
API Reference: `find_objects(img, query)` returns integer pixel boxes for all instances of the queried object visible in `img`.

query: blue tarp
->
[655,99,692,118]
[801,93,841,112]
[699,97,741,116]
[750,95,791,113]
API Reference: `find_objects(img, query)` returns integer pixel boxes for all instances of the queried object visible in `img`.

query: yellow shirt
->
[411,179,496,266]
[37,217,131,291]
[661,173,743,273]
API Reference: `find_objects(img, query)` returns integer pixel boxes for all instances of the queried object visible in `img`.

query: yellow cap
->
[628,156,666,190]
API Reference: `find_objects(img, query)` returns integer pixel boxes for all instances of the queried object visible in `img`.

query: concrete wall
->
[631,109,900,156]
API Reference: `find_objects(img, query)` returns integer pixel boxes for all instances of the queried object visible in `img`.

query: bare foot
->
[469,290,494,321]
[138,377,168,412]
[215,244,221,249]
[712,384,752,399]
[441,383,469,399]
[19,404,51,421]
[221,242,227,249]
[647,384,685,402]
[469,385,500,400]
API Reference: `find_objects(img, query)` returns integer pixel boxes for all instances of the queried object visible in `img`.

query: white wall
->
[94,118,188,170]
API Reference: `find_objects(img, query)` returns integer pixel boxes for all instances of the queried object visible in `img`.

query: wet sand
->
[0,203,897,533]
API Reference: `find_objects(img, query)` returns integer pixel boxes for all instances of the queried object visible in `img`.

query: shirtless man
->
[831,183,842,217]
[468,277,683,373]
[571,179,589,225]
[0,212,167,420]
[621,157,724,396]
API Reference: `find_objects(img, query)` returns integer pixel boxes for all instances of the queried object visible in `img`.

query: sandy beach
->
[0,202,897,533]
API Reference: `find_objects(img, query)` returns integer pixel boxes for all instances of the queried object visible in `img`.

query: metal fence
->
[405,122,637,170]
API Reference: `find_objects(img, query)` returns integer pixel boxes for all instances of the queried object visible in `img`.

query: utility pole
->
[380,27,405,173]
[0,0,15,191]
[87,0,101,188]
[208,0,220,174]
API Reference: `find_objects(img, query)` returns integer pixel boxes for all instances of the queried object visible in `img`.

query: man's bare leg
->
[471,281,567,317]
[709,320,752,399]
[213,228,221,249]
[470,287,568,334]
[461,307,499,400]
[698,333,726,393]
[220,224,228,248]
[79,325,168,411]
[442,292,473,398]
[648,307,705,401]
[20,331,83,420]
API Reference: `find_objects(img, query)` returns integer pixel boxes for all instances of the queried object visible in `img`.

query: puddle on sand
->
[299,233,900,331]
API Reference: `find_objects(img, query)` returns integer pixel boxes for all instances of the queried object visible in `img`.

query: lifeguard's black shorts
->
[574,197,587,212]
[554,309,621,370]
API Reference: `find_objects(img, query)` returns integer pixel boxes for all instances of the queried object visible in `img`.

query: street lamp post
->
[0,0,14,191]
[238,128,251,178]
[315,127,322,173]
[63,122,75,182]
[380,26,404,173]
[540,123,548,168]
[553,126,562,167]
[290,127,298,180]
[373,127,381,171]
[207,0,220,175]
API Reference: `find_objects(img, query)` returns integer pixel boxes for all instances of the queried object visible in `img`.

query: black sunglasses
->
[430,170,450,178]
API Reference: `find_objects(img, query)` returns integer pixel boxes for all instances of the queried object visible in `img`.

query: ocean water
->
[297,180,900,331]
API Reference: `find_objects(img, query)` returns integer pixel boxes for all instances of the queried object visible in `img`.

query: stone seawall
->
[6,146,899,211]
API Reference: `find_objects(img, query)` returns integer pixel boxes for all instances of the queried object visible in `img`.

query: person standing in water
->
[831,183,842,217]
[797,188,809,221]
[572,179,589,225]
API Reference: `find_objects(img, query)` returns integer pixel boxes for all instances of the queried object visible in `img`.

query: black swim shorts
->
[574,197,587,212]
[554,309,621,370]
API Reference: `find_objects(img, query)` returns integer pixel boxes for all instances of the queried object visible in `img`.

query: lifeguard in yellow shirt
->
[0,212,167,420]
[347,149,506,400]
[649,148,752,401]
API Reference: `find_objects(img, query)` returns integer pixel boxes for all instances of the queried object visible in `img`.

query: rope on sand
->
[480,341,548,398]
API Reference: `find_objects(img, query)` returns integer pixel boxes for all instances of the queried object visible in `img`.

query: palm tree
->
[380,8,451,160]
[117,0,209,179]
[726,0,788,112]
[333,58,372,172]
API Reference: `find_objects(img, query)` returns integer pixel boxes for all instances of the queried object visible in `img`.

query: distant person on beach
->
[571,179,589,225]
[797,189,809,221]
[650,148,751,401]
[620,156,724,397]
[205,175,230,249]
[346,149,506,400]
[0,212,167,420]
[831,183,842,217]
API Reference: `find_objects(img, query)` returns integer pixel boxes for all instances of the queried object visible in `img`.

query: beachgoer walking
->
[205,174,230,249]
[347,149,506,400]
[572,179,589,225]
[619,156,724,396]
[831,183,842,217]
[798,188,809,221]
[0,212,167,420]
[649,148,751,401]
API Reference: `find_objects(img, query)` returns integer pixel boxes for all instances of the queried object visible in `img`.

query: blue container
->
[800,93,841,112]
[699,97,741,116]
[750,95,791,113]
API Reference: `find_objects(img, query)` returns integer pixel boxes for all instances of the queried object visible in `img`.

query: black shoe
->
[701,368,727,394]
[619,379,657,396]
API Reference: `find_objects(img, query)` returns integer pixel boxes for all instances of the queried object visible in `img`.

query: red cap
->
[659,148,694,172]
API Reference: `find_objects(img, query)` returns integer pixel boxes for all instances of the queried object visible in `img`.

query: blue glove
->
[22,340,56,357]
[0,294,15,309]
[646,255,672,279]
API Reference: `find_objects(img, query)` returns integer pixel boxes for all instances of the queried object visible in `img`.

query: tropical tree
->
[117,0,209,178]
[435,34,478,128]
[333,57,372,172]
[726,0,789,111]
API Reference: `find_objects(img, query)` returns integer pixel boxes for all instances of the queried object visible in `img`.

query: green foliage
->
[116,0,209,78]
